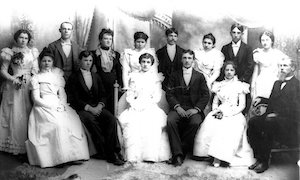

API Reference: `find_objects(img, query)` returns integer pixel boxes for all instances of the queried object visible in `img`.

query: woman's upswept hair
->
[14,29,32,43]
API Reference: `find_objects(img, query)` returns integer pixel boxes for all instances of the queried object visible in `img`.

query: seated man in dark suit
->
[247,57,300,173]
[166,49,210,166]
[66,50,124,166]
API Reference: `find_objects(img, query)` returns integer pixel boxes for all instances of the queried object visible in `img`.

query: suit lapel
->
[236,42,246,63]
[189,70,197,86]
[163,46,172,62]
[55,40,67,63]
[227,43,234,59]
[78,71,90,93]
[91,72,98,93]
[179,70,186,87]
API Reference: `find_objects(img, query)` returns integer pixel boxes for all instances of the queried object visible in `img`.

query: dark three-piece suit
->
[156,45,185,90]
[166,69,210,157]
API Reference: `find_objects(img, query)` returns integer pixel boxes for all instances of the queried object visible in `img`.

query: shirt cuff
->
[98,102,105,108]
[174,104,180,110]
[194,107,201,113]
[84,104,91,111]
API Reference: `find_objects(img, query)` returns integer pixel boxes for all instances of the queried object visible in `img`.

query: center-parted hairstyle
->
[259,30,275,46]
[139,53,155,65]
[222,61,237,74]
[14,29,32,43]
[182,49,195,59]
[230,23,244,32]
[134,32,149,41]
[165,28,178,36]
[203,33,216,45]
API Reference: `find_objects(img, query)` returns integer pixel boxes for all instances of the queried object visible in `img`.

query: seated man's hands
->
[176,106,187,118]
[186,109,198,118]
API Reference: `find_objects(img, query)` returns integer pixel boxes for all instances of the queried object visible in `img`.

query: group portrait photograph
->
[0,0,299,179]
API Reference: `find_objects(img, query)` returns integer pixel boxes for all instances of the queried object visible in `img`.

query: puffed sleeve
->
[237,82,250,94]
[211,81,222,93]
[214,49,225,70]
[30,75,40,90]
[252,48,262,64]
[31,47,39,74]
[1,48,13,62]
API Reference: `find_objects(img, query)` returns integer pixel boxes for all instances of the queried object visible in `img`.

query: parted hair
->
[139,53,155,65]
[14,29,32,43]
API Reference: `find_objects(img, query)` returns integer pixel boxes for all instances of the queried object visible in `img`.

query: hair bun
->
[39,47,54,60]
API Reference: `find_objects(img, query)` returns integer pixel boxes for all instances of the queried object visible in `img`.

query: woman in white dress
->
[25,48,89,168]
[121,31,158,90]
[0,29,39,155]
[193,61,255,167]
[118,31,168,115]
[194,33,224,90]
[251,31,287,105]
[118,53,171,163]
[194,33,224,115]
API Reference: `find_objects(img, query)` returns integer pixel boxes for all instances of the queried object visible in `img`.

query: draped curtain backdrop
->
[0,0,299,78]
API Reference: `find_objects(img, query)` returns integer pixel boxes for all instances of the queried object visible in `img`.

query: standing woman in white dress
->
[194,33,224,115]
[121,31,158,90]
[25,48,89,168]
[193,61,255,167]
[251,31,287,106]
[118,53,171,163]
[0,29,39,155]
[118,31,167,115]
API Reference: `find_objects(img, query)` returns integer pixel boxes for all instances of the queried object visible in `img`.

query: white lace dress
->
[0,47,39,154]
[193,77,255,166]
[118,71,171,162]
[25,70,89,168]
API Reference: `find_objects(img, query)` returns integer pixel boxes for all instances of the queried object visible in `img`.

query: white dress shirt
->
[80,68,92,90]
[61,39,72,57]
[167,44,176,61]
[183,67,193,85]
[281,75,293,89]
[232,40,241,56]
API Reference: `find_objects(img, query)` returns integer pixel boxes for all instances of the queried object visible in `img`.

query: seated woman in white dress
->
[118,53,171,163]
[118,31,168,115]
[193,61,255,167]
[194,33,224,115]
[25,48,89,168]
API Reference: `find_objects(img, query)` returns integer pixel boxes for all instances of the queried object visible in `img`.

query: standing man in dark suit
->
[219,23,254,83]
[66,50,124,166]
[166,49,210,166]
[219,23,254,114]
[247,57,300,173]
[48,22,81,81]
[157,28,185,90]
